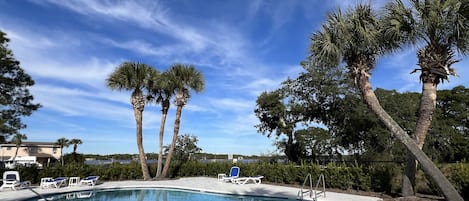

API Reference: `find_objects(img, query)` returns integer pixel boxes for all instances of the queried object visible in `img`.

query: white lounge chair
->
[40,177,53,189]
[68,177,80,187]
[40,177,68,189]
[0,171,30,190]
[80,176,99,186]
[233,175,264,185]
[221,166,240,183]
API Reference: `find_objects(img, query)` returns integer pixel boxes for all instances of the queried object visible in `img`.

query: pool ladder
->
[297,173,325,201]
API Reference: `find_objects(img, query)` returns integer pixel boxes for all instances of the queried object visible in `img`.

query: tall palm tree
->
[147,71,176,179]
[56,137,69,166]
[106,61,157,180]
[310,4,463,200]
[10,133,27,162]
[69,138,83,154]
[383,0,469,196]
[161,64,204,178]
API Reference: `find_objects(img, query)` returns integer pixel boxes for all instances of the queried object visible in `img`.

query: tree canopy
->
[256,66,469,164]
[0,31,41,142]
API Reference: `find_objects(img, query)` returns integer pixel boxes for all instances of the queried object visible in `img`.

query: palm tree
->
[383,0,469,196]
[10,133,27,162]
[69,138,83,154]
[106,61,157,180]
[161,64,204,178]
[310,4,463,200]
[56,137,69,166]
[147,70,176,179]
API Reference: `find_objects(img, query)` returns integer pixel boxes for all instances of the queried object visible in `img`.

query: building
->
[0,142,61,168]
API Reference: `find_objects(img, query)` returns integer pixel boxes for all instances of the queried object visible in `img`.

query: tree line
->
[256,85,469,164]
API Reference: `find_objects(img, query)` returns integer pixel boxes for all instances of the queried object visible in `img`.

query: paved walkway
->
[0,177,383,201]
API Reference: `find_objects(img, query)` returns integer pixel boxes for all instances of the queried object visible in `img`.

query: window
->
[6,147,11,150]
[53,147,57,154]
[29,147,38,153]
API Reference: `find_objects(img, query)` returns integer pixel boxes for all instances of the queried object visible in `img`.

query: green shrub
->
[4,159,467,199]
[445,163,469,200]
[17,165,41,184]
[368,163,400,194]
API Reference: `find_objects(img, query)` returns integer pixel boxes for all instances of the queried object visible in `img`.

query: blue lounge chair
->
[40,177,68,189]
[221,166,240,183]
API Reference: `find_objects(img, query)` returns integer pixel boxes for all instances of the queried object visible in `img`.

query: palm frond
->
[382,0,418,51]
[106,62,155,92]
[310,3,382,79]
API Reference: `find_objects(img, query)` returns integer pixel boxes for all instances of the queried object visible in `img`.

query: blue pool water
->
[23,188,294,201]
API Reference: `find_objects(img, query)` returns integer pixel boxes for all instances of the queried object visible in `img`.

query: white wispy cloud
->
[40,0,170,28]
[208,98,253,111]
[26,58,117,88]
[42,0,210,54]
[214,113,260,137]
[41,0,263,76]
[1,26,119,88]
[101,38,180,59]
[242,77,283,96]
[31,84,161,128]
[34,84,128,117]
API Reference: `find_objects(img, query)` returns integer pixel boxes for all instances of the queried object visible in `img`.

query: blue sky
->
[0,0,467,156]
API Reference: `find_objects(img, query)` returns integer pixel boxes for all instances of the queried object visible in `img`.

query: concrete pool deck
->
[0,177,383,201]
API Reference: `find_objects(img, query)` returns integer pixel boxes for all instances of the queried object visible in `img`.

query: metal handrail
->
[314,173,326,199]
[297,173,313,200]
[297,172,326,201]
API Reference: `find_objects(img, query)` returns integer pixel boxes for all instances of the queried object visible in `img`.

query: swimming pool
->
[23,188,295,201]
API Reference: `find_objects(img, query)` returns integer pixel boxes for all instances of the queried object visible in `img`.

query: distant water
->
[85,159,259,165]
[84,159,159,165]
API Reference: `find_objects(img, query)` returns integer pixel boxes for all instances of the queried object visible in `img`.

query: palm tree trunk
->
[402,82,437,196]
[134,107,151,180]
[60,147,64,166]
[155,108,168,179]
[13,146,19,162]
[402,154,417,196]
[161,105,183,178]
[357,75,462,201]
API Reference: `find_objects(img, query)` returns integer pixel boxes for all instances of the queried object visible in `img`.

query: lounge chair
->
[40,177,53,189]
[0,171,30,190]
[68,177,80,187]
[221,166,240,183]
[40,177,68,189]
[233,175,264,185]
[80,176,99,186]
[77,191,95,198]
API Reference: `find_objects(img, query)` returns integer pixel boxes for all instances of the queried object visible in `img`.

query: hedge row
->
[174,161,399,193]
[1,162,467,199]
